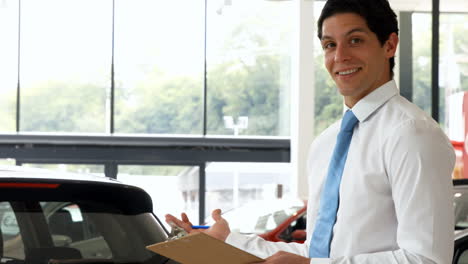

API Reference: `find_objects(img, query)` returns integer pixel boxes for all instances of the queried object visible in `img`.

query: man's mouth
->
[336,67,361,76]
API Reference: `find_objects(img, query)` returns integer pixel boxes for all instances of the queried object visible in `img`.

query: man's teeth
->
[338,68,359,75]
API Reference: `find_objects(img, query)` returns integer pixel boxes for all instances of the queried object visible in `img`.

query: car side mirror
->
[291,229,306,241]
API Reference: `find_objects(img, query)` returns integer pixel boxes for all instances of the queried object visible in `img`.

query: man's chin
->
[336,86,358,97]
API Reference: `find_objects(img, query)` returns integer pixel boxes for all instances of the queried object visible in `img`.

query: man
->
[166,0,455,263]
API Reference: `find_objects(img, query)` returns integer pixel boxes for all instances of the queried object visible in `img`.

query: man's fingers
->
[165,214,181,225]
[165,214,191,230]
[212,209,222,222]
[165,214,177,224]
[181,213,191,225]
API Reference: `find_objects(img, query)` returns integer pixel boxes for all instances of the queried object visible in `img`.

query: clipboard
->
[146,232,264,264]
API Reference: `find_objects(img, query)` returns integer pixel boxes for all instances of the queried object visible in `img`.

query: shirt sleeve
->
[225,232,309,259]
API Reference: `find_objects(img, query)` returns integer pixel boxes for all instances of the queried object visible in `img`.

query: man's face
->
[321,12,398,107]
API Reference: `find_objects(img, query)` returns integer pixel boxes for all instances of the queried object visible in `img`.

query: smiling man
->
[321,13,398,108]
[166,0,456,263]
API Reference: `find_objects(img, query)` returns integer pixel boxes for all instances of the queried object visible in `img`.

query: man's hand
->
[165,209,231,241]
[257,251,310,264]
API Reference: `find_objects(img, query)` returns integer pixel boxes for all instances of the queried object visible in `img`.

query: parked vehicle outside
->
[0,165,178,264]
[208,199,307,243]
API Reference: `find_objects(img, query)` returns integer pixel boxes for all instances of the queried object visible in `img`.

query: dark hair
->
[317,0,399,78]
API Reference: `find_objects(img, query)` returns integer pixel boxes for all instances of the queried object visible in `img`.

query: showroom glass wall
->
[0,1,17,132]
[0,0,299,225]
[0,0,461,224]
[20,0,112,133]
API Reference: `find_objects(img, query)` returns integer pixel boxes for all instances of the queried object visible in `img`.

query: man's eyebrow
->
[321,35,334,41]
[321,27,368,41]
[346,28,368,35]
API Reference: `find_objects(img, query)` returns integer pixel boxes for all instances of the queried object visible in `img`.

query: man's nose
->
[334,44,351,62]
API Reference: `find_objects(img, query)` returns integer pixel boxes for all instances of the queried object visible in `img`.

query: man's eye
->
[350,38,362,44]
[323,42,335,50]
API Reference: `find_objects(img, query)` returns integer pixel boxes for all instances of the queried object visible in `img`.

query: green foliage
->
[207,54,284,136]
[0,159,15,165]
[2,8,345,137]
[4,51,341,137]
[115,73,203,134]
[0,89,16,132]
[20,80,106,132]
[410,14,435,118]
[313,55,342,136]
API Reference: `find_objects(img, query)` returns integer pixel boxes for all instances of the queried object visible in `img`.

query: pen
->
[192,225,210,229]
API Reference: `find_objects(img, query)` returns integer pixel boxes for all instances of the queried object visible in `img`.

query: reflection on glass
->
[0,0,18,132]
[118,165,199,227]
[206,0,293,136]
[20,0,112,133]
[205,162,292,219]
[114,0,204,135]
[22,164,105,176]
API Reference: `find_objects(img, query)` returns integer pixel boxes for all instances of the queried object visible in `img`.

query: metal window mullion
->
[16,0,22,132]
[110,0,116,134]
[198,163,206,225]
[432,0,440,122]
[105,162,118,179]
[202,0,208,136]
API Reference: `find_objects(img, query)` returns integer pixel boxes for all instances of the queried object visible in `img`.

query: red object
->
[259,205,307,243]
[452,141,464,179]
[463,92,468,179]
[0,182,60,188]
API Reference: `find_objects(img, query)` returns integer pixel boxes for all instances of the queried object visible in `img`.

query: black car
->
[454,179,468,264]
[0,165,178,264]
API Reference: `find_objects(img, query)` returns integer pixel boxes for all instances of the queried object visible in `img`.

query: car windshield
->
[0,200,171,264]
[211,199,304,235]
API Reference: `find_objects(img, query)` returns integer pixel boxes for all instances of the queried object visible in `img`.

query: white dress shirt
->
[226,80,456,264]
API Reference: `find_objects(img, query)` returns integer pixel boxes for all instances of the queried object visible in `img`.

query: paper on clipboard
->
[146,232,264,264]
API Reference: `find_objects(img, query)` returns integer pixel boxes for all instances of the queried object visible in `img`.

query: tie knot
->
[341,110,358,132]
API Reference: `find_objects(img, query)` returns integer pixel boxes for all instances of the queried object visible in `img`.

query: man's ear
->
[385,32,399,58]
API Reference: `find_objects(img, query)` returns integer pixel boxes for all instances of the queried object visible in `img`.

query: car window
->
[279,213,307,243]
[0,202,25,260]
[42,202,112,258]
[457,249,468,264]
[0,199,171,264]
[455,188,468,229]
[290,213,307,232]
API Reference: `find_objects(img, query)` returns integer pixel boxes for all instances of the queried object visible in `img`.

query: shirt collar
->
[348,80,398,122]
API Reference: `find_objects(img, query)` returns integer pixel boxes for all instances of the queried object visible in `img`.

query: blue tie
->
[309,110,358,258]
